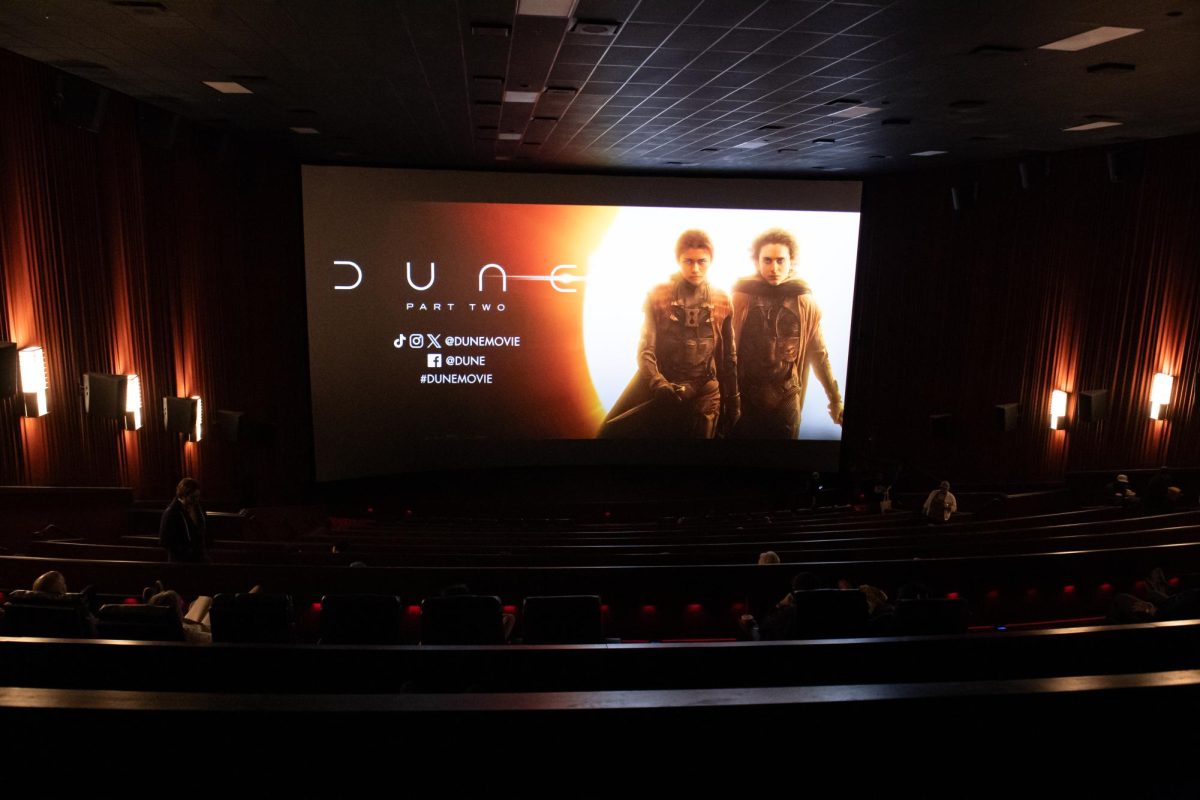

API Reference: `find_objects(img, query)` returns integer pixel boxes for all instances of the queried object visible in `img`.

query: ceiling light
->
[503,91,540,103]
[1063,120,1122,132]
[911,150,947,156]
[498,133,522,140]
[203,81,252,94]
[733,141,768,149]
[290,127,321,134]
[518,0,577,16]
[1039,27,1143,52]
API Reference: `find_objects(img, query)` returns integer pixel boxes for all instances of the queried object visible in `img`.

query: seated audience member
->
[148,590,212,644]
[1108,569,1200,624]
[32,570,68,595]
[860,584,896,633]
[159,477,210,563]
[922,481,957,523]
[739,572,822,640]
[1106,473,1140,510]
[757,551,781,565]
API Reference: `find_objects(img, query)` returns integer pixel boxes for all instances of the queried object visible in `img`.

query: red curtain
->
[0,51,310,503]
[847,134,1200,483]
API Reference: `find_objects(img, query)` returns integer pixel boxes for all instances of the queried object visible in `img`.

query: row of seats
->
[2,588,969,644]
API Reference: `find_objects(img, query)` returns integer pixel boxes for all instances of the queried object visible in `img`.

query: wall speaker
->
[212,409,244,443]
[163,396,198,435]
[993,403,1019,432]
[1078,389,1108,422]
[930,413,955,440]
[84,373,127,418]
[51,73,109,133]
[0,342,16,397]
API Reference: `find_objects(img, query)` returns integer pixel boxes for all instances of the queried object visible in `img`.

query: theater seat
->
[1,590,94,638]
[789,589,870,639]
[210,593,295,643]
[421,594,505,645]
[896,598,969,635]
[319,594,402,645]
[96,603,185,642]
[521,595,603,644]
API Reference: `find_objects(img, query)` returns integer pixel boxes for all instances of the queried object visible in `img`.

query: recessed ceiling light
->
[830,105,881,119]
[911,150,947,156]
[290,127,320,135]
[518,0,577,16]
[1039,26,1142,52]
[498,133,522,140]
[1063,120,1123,131]
[733,141,768,149]
[203,81,252,94]
[503,91,540,103]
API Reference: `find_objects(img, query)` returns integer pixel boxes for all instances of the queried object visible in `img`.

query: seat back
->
[421,594,504,645]
[2,591,94,638]
[96,603,186,642]
[896,598,969,635]
[522,595,603,644]
[790,589,870,639]
[210,593,294,643]
[319,594,402,645]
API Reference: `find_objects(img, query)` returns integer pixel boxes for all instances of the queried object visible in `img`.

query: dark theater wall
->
[845,133,1200,484]
[0,51,311,503]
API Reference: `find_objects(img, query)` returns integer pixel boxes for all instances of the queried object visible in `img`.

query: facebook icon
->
[427,353,442,368]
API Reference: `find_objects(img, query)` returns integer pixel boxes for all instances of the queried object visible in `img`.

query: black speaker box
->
[930,413,955,440]
[1079,390,1109,422]
[163,396,198,434]
[0,342,16,397]
[51,73,109,133]
[993,403,1019,432]
[84,373,127,418]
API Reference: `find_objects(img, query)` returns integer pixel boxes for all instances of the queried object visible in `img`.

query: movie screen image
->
[303,168,860,481]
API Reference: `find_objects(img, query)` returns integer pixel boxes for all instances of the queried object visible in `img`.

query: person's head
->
[750,228,799,286]
[939,480,950,491]
[758,551,781,565]
[675,229,713,286]
[1116,473,1129,484]
[176,478,201,505]
[32,570,67,595]
[148,590,185,620]
[859,585,889,615]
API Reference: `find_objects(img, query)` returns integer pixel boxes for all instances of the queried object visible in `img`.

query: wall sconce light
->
[124,374,142,431]
[192,395,203,442]
[1049,389,1068,430]
[1150,372,1173,420]
[163,395,202,441]
[19,346,48,417]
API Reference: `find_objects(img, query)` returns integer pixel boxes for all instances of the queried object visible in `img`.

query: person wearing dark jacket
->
[159,478,210,563]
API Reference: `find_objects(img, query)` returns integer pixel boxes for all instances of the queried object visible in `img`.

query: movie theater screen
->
[303,167,861,482]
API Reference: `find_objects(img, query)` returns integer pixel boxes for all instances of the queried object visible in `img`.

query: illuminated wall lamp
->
[1150,372,1173,420]
[124,374,143,430]
[1049,389,1068,430]
[18,346,48,417]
